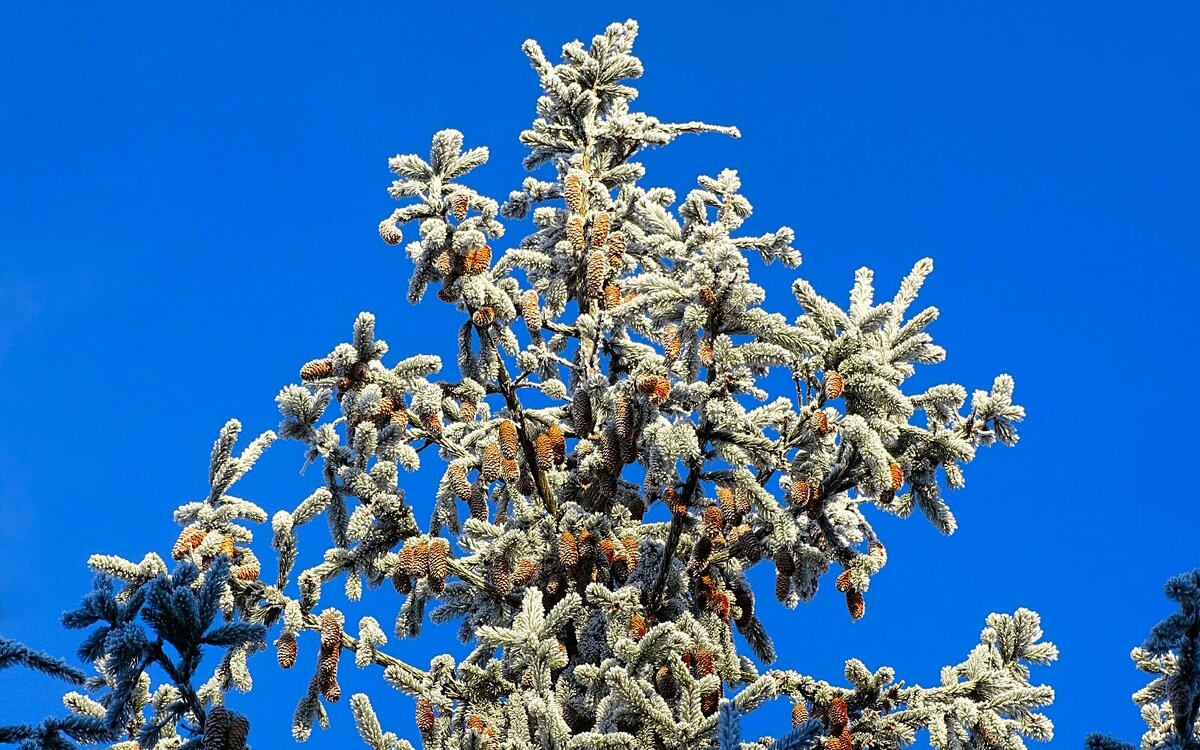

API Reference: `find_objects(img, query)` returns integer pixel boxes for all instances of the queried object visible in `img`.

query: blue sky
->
[1,3,1197,747]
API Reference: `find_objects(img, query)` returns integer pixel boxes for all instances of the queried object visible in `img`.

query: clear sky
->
[1,3,1197,748]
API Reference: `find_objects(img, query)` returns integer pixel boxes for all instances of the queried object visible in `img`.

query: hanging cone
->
[589,212,611,247]
[276,632,297,669]
[564,174,583,215]
[463,245,492,275]
[824,370,845,400]
[378,218,403,245]
[415,698,435,733]
[497,419,520,459]
[299,358,334,381]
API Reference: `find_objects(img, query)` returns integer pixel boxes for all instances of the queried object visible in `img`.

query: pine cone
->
[622,535,639,570]
[586,250,608,299]
[558,530,580,569]
[464,244,492,274]
[602,282,622,310]
[501,457,520,482]
[827,697,850,732]
[521,290,542,333]
[497,419,520,459]
[378,218,403,245]
[564,174,583,214]
[481,443,503,483]
[219,536,236,559]
[447,464,472,500]
[789,479,811,509]
[317,611,342,702]
[655,665,678,699]
[172,524,207,560]
[299,358,334,381]
[598,537,616,564]
[427,538,450,593]
[733,587,754,628]
[590,212,611,247]
[806,483,825,519]
[704,504,724,537]
[791,701,809,727]
[607,231,627,269]
[488,556,514,598]
[775,571,791,603]
[693,646,715,676]
[202,705,232,750]
[571,389,594,435]
[566,216,586,251]
[697,285,717,307]
[415,698,435,733]
[514,558,538,586]
[276,632,297,669]
[828,726,853,750]
[227,712,250,750]
[775,547,796,576]
[812,410,831,435]
[392,571,413,595]
[710,590,731,622]
[628,614,648,641]
[516,467,535,497]
[835,569,852,593]
[889,461,904,491]
[437,283,460,303]
[546,423,566,464]
[434,250,456,276]
[663,325,682,364]
[421,411,443,439]
[450,192,469,221]
[471,306,496,328]
[466,487,489,522]
[734,486,751,517]
[699,342,715,367]
[232,558,260,581]
[700,690,719,717]
[824,370,845,400]
[845,589,865,621]
[535,432,556,470]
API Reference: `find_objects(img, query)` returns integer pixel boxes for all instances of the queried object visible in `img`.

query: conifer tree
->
[2,19,1062,750]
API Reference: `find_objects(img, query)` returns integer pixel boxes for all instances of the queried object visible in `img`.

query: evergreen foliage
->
[2,19,1071,750]
[1086,570,1200,750]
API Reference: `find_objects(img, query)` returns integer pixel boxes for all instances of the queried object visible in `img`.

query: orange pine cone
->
[590,212,611,247]
[598,537,616,564]
[427,538,450,592]
[835,569,852,593]
[629,614,648,641]
[806,483,824,519]
[828,726,853,750]
[824,370,845,400]
[172,525,207,560]
[421,411,443,439]
[219,536,236,559]
[622,536,639,569]
[558,530,579,569]
[299,358,334,381]
[710,590,731,622]
[704,504,724,537]
[791,701,809,727]
[603,282,622,310]
[790,479,811,509]
[693,646,715,676]
[697,285,717,307]
[415,698,435,733]
[845,589,865,621]
[233,558,260,581]
[535,433,556,470]
[564,174,583,214]
[276,632,297,669]
[812,410,830,435]
[463,245,492,275]
[497,419,520,459]
[466,715,487,733]
[547,424,566,464]
[889,461,904,491]
[471,306,496,328]
[663,325,683,364]
[699,342,715,367]
[500,457,520,481]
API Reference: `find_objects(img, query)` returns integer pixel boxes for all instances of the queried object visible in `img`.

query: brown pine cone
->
[421,411,443,439]
[558,530,580,569]
[607,231,626,269]
[415,698,435,733]
[700,690,720,717]
[663,325,683,364]
[622,535,639,569]
[697,285,717,307]
[733,486,751,516]
[466,487,489,522]
[589,212,611,248]
[586,250,608,299]
[514,558,538,586]
[835,569,853,593]
[571,389,594,435]
[299,358,334,381]
[202,705,232,750]
[655,665,678,699]
[812,410,831,436]
[704,504,724,537]
[824,370,845,400]
[733,587,754,628]
[481,443,503,483]
[317,612,342,702]
[598,537,616,564]
[427,538,450,593]
[791,701,809,727]
[276,632,298,669]
[447,464,472,500]
[535,432,556,470]
[521,290,542,333]
[516,467,535,497]
[693,646,715,676]
[806,483,825,519]
[564,174,583,214]
[501,457,520,482]
[846,590,865,621]
[628,614,648,641]
[449,192,469,221]
[471,306,496,328]
[434,250,456,277]
[602,282,622,310]
[378,218,403,246]
[566,216,586,252]
[775,571,791,603]
[488,556,514,598]
[227,712,250,750]
[710,590,731,622]
[827,697,850,732]
[497,419,520,459]
[775,547,796,576]
[699,342,715,368]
